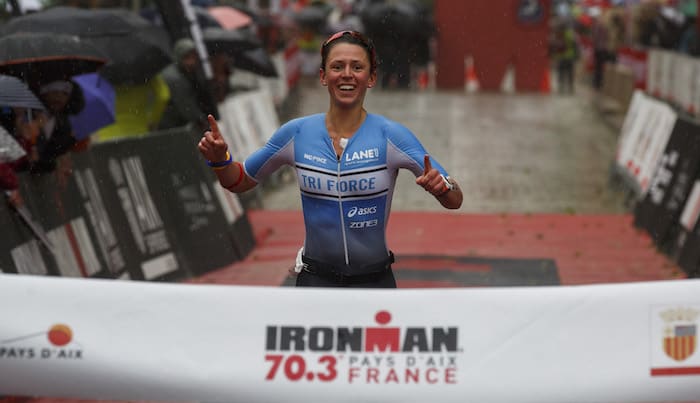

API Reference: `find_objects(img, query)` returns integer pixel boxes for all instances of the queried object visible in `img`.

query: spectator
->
[678,17,699,56]
[0,163,22,207]
[210,52,235,103]
[373,22,411,89]
[95,75,170,142]
[0,124,23,207]
[591,12,610,90]
[33,80,84,174]
[157,38,210,131]
[0,107,46,207]
[552,23,579,94]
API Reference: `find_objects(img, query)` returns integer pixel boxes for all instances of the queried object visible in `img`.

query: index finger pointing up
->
[207,114,221,139]
[423,154,433,175]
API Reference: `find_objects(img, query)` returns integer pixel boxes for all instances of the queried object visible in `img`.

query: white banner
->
[646,48,661,98]
[1,274,699,403]
[674,53,696,113]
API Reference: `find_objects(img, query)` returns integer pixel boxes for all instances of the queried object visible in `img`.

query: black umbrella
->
[233,48,278,77]
[0,7,173,85]
[294,4,331,31]
[202,27,263,55]
[361,2,422,35]
[0,32,107,84]
[360,2,393,31]
[0,74,45,110]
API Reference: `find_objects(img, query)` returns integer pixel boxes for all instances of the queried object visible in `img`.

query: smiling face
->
[320,42,377,110]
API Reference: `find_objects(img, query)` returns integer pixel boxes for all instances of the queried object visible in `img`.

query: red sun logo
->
[47,324,72,346]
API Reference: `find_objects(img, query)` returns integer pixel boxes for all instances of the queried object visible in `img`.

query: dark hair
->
[320,31,377,74]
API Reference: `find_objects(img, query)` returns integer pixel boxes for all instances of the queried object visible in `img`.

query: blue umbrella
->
[69,73,115,140]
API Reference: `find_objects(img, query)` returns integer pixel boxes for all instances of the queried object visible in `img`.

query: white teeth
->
[339,85,355,90]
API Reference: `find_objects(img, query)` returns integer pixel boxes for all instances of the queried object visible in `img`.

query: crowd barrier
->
[614,89,700,277]
[0,125,255,281]
[597,47,700,121]
[1,274,699,402]
[646,48,700,117]
[0,67,298,280]
[604,47,700,276]
[617,47,648,91]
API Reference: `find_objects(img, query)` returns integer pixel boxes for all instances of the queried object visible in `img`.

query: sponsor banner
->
[673,53,696,114]
[658,49,675,102]
[646,48,661,98]
[616,89,647,184]
[615,92,677,196]
[1,126,255,280]
[87,138,186,280]
[0,198,50,275]
[619,97,676,196]
[674,175,700,277]
[680,181,700,232]
[633,116,700,247]
[137,131,246,274]
[1,275,700,403]
[218,94,265,160]
[617,47,647,90]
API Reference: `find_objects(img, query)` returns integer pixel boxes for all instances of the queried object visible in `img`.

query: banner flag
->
[1,275,699,403]
[633,116,700,248]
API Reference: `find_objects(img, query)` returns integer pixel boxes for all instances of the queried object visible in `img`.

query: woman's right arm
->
[198,114,257,193]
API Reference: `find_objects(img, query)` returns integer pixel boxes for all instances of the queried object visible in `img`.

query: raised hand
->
[198,114,229,163]
[415,154,446,196]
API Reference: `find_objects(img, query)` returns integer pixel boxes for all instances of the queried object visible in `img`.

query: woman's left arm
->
[435,176,463,209]
[415,155,463,209]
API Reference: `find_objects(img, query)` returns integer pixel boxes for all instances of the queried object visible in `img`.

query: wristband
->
[437,175,454,196]
[207,151,232,168]
[223,162,246,190]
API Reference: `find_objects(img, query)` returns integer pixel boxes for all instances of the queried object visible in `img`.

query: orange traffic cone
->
[417,69,429,90]
[539,68,551,93]
[465,56,479,93]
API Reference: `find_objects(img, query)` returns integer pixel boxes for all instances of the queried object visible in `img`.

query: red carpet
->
[190,210,684,287]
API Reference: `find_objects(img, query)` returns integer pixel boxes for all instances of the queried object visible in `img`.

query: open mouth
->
[339,84,356,91]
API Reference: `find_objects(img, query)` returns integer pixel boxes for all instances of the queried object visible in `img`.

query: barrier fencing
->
[0,125,255,281]
[0,62,299,279]
[612,47,700,278]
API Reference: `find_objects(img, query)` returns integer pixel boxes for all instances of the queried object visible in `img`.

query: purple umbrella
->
[69,73,115,140]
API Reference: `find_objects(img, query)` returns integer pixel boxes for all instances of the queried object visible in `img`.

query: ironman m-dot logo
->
[264,310,462,384]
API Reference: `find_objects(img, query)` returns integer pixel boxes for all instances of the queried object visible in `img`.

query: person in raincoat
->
[157,38,210,132]
[551,23,579,94]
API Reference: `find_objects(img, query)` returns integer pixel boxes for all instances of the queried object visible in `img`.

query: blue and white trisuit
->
[244,113,451,284]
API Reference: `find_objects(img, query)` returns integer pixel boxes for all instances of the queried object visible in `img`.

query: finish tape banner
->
[1,274,700,403]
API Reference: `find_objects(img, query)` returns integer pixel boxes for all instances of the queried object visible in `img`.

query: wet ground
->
[261,78,628,214]
[196,77,681,289]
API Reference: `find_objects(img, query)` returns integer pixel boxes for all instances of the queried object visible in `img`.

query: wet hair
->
[320,31,377,74]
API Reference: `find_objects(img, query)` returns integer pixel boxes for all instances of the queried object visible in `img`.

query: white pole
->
[179,0,213,79]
